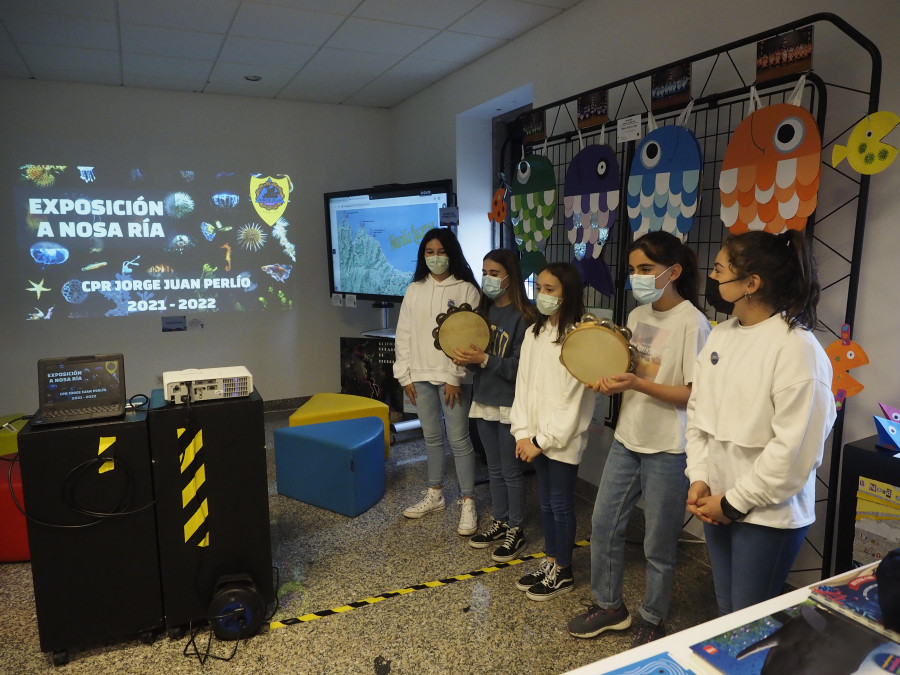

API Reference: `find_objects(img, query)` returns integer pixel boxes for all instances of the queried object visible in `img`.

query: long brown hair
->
[477,248,538,324]
[532,262,585,343]
[722,230,820,330]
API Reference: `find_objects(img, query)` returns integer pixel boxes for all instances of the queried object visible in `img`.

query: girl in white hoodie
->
[510,262,596,601]
[393,228,482,536]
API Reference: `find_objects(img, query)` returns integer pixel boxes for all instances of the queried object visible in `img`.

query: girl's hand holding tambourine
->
[452,344,486,367]
[590,372,637,395]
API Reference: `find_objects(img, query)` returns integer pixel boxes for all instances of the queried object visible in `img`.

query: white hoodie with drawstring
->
[393,274,481,387]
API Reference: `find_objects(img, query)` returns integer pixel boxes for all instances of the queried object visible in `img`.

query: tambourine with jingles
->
[433,303,491,359]
[559,314,638,385]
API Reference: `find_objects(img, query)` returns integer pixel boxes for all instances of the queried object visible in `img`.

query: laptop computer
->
[31,353,127,426]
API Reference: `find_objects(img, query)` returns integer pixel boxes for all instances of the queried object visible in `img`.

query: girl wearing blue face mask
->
[452,249,537,561]
[510,262,597,601]
[394,228,481,536]
[568,231,710,646]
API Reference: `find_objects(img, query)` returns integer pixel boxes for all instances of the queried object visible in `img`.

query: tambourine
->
[432,303,491,359]
[559,314,638,385]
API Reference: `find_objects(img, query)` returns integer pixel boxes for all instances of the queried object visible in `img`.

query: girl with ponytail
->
[685,229,836,615]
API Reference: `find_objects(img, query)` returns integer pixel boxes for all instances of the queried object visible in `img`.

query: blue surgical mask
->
[536,293,561,315]
[481,275,507,299]
[629,266,672,305]
[425,255,449,275]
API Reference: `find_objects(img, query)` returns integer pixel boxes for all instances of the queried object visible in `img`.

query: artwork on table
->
[832,111,900,175]
[874,416,900,451]
[756,26,813,84]
[510,152,557,279]
[824,324,869,410]
[719,75,821,234]
[626,104,702,242]
[564,138,619,295]
[853,477,900,567]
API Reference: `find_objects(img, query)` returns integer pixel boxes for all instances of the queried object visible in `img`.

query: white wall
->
[0,80,394,412]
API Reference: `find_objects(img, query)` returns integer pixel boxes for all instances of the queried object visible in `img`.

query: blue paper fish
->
[626,123,702,241]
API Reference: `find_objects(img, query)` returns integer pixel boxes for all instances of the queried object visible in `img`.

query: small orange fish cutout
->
[488,187,507,225]
[825,325,868,409]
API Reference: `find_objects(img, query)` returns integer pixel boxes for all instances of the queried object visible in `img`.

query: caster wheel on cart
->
[51,649,69,667]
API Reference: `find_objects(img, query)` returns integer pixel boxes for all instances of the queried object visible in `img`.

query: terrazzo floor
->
[0,409,718,674]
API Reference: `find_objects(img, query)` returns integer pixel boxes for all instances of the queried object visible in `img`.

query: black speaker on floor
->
[17,412,164,664]
[147,388,274,633]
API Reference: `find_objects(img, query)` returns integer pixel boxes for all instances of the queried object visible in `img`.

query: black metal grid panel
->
[494,13,882,578]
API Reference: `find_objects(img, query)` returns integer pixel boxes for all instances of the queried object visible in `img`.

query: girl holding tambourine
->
[510,262,596,601]
[451,248,537,562]
[393,228,482,537]
[567,231,711,646]
[684,230,835,615]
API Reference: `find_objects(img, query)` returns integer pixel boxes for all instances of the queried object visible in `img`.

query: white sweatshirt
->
[509,322,597,466]
[393,274,481,387]
[685,314,836,529]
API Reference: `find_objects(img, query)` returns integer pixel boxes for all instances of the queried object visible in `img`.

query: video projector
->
[162,366,253,404]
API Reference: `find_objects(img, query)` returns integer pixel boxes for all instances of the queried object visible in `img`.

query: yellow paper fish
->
[832,111,899,175]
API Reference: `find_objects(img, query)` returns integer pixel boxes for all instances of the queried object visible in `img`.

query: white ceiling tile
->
[255,0,360,14]
[218,35,318,67]
[204,80,284,98]
[231,3,344,45]
[353,0,482,30]
[449,0,560,39]
[117,0,240,33]
[326,16,437,56]
[411,31,505,64]
[279,47,400,102]
[17,43,119,72]
[0,37,24,65]
[120,24,225,61]
[122,53,214,81]
[0,9,118,49]
[209,60,297,88]
[31,69,121,86]
[124,75,206,93]
[0,0,116,21]
[0,63,29,77]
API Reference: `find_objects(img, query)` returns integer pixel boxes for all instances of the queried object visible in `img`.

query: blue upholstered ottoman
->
[274,417,386,517]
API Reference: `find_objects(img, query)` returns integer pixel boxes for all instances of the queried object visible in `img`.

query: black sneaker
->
[567,601,632,638]
[631,618,666,647]
[491,527,525,562]
[526,563,574,601]
[468,519,508,549]
[515,558,554,591]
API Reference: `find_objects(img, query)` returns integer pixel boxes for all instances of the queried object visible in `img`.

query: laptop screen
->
[36,354,126,418]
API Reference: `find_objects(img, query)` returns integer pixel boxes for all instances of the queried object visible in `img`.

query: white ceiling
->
[0,0,581,108]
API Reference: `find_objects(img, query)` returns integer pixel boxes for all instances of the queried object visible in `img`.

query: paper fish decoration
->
[874,416,900,450]
[510,153,557,278]
[720,78,821,234]
[627,117,702,241]
[880,403,900,423]
[488,187,507,226]
[825,325,869,409]
[832,111,899,175]
[564,144,619,295]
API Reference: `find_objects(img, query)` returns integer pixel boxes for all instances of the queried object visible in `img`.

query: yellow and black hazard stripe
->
[270,539,590,630]
[178,426,209,548]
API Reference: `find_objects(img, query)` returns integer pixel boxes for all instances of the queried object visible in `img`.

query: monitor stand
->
[362,302,395,338]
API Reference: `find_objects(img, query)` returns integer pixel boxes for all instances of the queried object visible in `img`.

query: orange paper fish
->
[720,86,821,234]
[825,337,869,408]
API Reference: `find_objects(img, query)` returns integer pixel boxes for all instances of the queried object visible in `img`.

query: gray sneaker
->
[403,489,445,519]
[567,602,632,638]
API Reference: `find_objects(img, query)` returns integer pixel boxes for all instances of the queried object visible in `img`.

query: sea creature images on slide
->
[237,223,267,252]
[261,263,292,283]
[30,241,69,266]
[61,279,87,304]
[147,264,176,278]
[211,192,240,209]
[26,278,51,300]
[167,233,195,254]
[272,217,296,261]
[20,164,66,188]
[164,191,195,219]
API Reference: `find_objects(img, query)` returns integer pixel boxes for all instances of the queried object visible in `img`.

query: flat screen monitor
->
[324,179,453,305]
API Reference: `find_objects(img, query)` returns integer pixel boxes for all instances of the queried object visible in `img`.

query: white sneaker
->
[457,498,477,536]
[403,489,445,519]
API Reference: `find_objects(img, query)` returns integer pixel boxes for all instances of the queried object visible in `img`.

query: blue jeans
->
[532,453,579,568]
[414,382,475,498]
[703,519,809,615]
[476,419,525,529]
[590,440,688,624]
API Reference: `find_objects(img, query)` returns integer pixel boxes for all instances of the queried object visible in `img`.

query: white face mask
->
[425,255,449,275]
[629,266,672,304]
[536,292,561,315]
[481,274,507,299]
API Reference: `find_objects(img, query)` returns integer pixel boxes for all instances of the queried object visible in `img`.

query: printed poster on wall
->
[577,88,609,130]
[520,110,547,145]
[756,26,813,84]
[651,61,691,113]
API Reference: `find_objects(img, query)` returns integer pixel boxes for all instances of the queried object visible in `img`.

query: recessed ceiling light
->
[244,75,262,82]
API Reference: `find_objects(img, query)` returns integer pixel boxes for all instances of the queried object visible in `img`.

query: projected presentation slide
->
[15,163,297,320]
